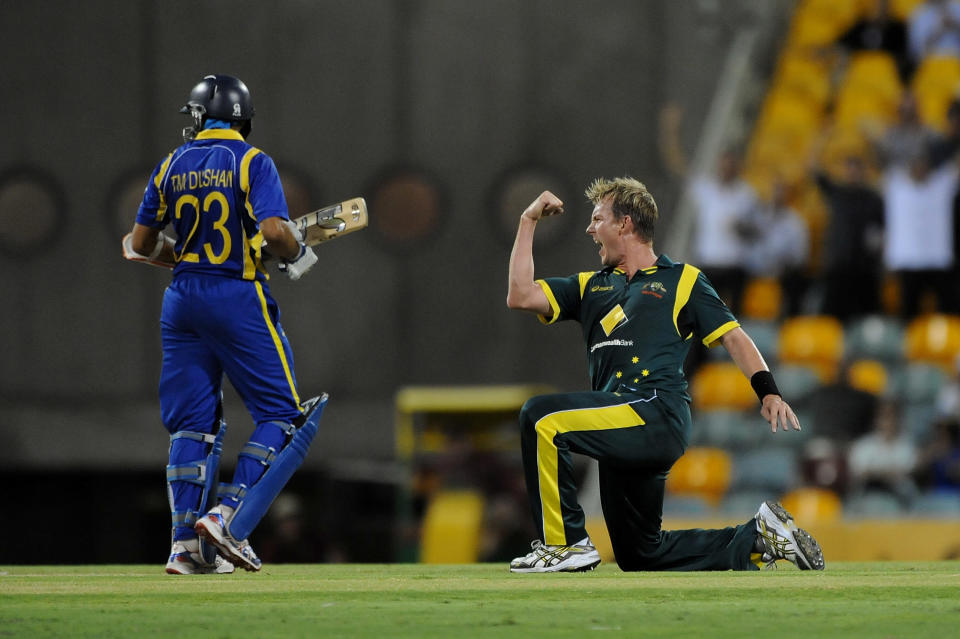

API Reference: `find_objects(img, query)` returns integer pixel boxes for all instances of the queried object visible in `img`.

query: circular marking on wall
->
[368,167,444,251]
[490,165,572,248]
[0,168,66,258]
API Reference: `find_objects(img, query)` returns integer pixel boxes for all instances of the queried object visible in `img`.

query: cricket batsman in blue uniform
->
[127,74,328,574]
[506,178,825,573]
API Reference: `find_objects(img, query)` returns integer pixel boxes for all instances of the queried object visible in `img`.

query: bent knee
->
[519,395,560,427]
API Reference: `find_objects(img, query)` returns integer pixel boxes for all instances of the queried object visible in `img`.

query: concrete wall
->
[0,0,754,468]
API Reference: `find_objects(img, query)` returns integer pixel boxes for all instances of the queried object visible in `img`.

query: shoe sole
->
[764,501,825,571]
[165,562,235,575]
[510,555,601,573]
[195,520,260,573]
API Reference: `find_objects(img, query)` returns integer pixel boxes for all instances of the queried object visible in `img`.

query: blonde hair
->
[585,176,658,242]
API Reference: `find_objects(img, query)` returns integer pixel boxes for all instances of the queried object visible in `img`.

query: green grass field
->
[1,562,957,638]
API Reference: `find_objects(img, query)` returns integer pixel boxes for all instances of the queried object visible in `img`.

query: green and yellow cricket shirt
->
[536,254,739,398]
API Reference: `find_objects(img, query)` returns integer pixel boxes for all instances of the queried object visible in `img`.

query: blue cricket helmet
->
[181,74,255,140]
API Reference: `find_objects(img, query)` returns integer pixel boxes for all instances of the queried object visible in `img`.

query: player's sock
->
[752,529,766,554]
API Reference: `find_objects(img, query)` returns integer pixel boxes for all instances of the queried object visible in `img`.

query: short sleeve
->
[681,270,739,347]
[248,153,290,223]
[135,154,173,229]
[535,274,584,325]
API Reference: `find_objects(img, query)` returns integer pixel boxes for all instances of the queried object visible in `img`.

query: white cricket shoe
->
[165,538,235,575]
[195,505,262,572]
[755,500,825,570]
[509,537,601,573]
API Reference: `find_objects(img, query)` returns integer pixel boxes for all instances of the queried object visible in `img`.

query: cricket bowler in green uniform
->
[506,177,824,573]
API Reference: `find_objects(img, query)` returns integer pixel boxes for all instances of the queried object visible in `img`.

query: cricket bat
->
[294,196,368,246]
[122,197,368,268]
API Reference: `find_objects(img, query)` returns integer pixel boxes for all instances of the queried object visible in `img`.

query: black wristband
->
[750,370,781,401]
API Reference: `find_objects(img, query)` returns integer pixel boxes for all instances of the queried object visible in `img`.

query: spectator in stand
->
[659,103,756,313]
[742,178,810,316]
[935,355,960,419]
[928,101,960,309]
[871,92,942,169]
[835,0,912,81]
[915,418,960,495]
[929,99,960,166]
[798,359,880,443]
[810,148,885,321]
[848,399,919,507]
[907,0,960,63]
[881,145,959,317]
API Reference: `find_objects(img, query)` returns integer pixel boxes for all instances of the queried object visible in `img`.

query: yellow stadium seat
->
[746,96,821,189]
[889,0,925,20]
[778,316,845,381]
[843,51,903,101]
[915,91,956,133]
[912,56,960,130]
[913,56,960,95]
[756,92,823,140]
[742,278,783,321]
[780,487,843,524]
[773,52,833,108]
[789,0,863,47]
[846,358,889,395]
[834,89,900,128]
[420,490,484,563]
[834,52,903,127]
[666,446,733,506]
[905,314,960,370]
[690,362,757,411]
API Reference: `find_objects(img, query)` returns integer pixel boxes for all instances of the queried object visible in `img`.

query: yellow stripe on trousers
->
[536,402,645,545]
[254,281,301,407]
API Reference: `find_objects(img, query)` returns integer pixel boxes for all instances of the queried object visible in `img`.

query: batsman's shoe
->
[755,500,825,570]
[195,506,262,572]
[165,539,235,575]
[509,538,601,573]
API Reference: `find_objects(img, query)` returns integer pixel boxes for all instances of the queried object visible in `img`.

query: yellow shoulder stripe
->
[240,148,261,199]
[672,264,701,337]
[239,148,263,280]
[153,153,174,222]
[577,271,596,299]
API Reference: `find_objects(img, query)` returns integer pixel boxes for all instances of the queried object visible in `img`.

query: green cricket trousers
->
[519,388,759,571]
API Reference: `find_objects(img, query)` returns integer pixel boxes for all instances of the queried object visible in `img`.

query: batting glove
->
[280,244,318,280]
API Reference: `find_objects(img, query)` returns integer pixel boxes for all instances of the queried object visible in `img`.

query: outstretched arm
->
[720,327,801,433]
[506,191,563,315]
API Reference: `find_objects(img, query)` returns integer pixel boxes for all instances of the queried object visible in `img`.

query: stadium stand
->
[780,486,844,524]
[778,316,846,381]
[665,446,733,507]
[690,362,757,411]
[905,314,960,370]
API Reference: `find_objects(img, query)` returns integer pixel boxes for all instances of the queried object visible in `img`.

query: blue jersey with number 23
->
[136,128,289,282]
